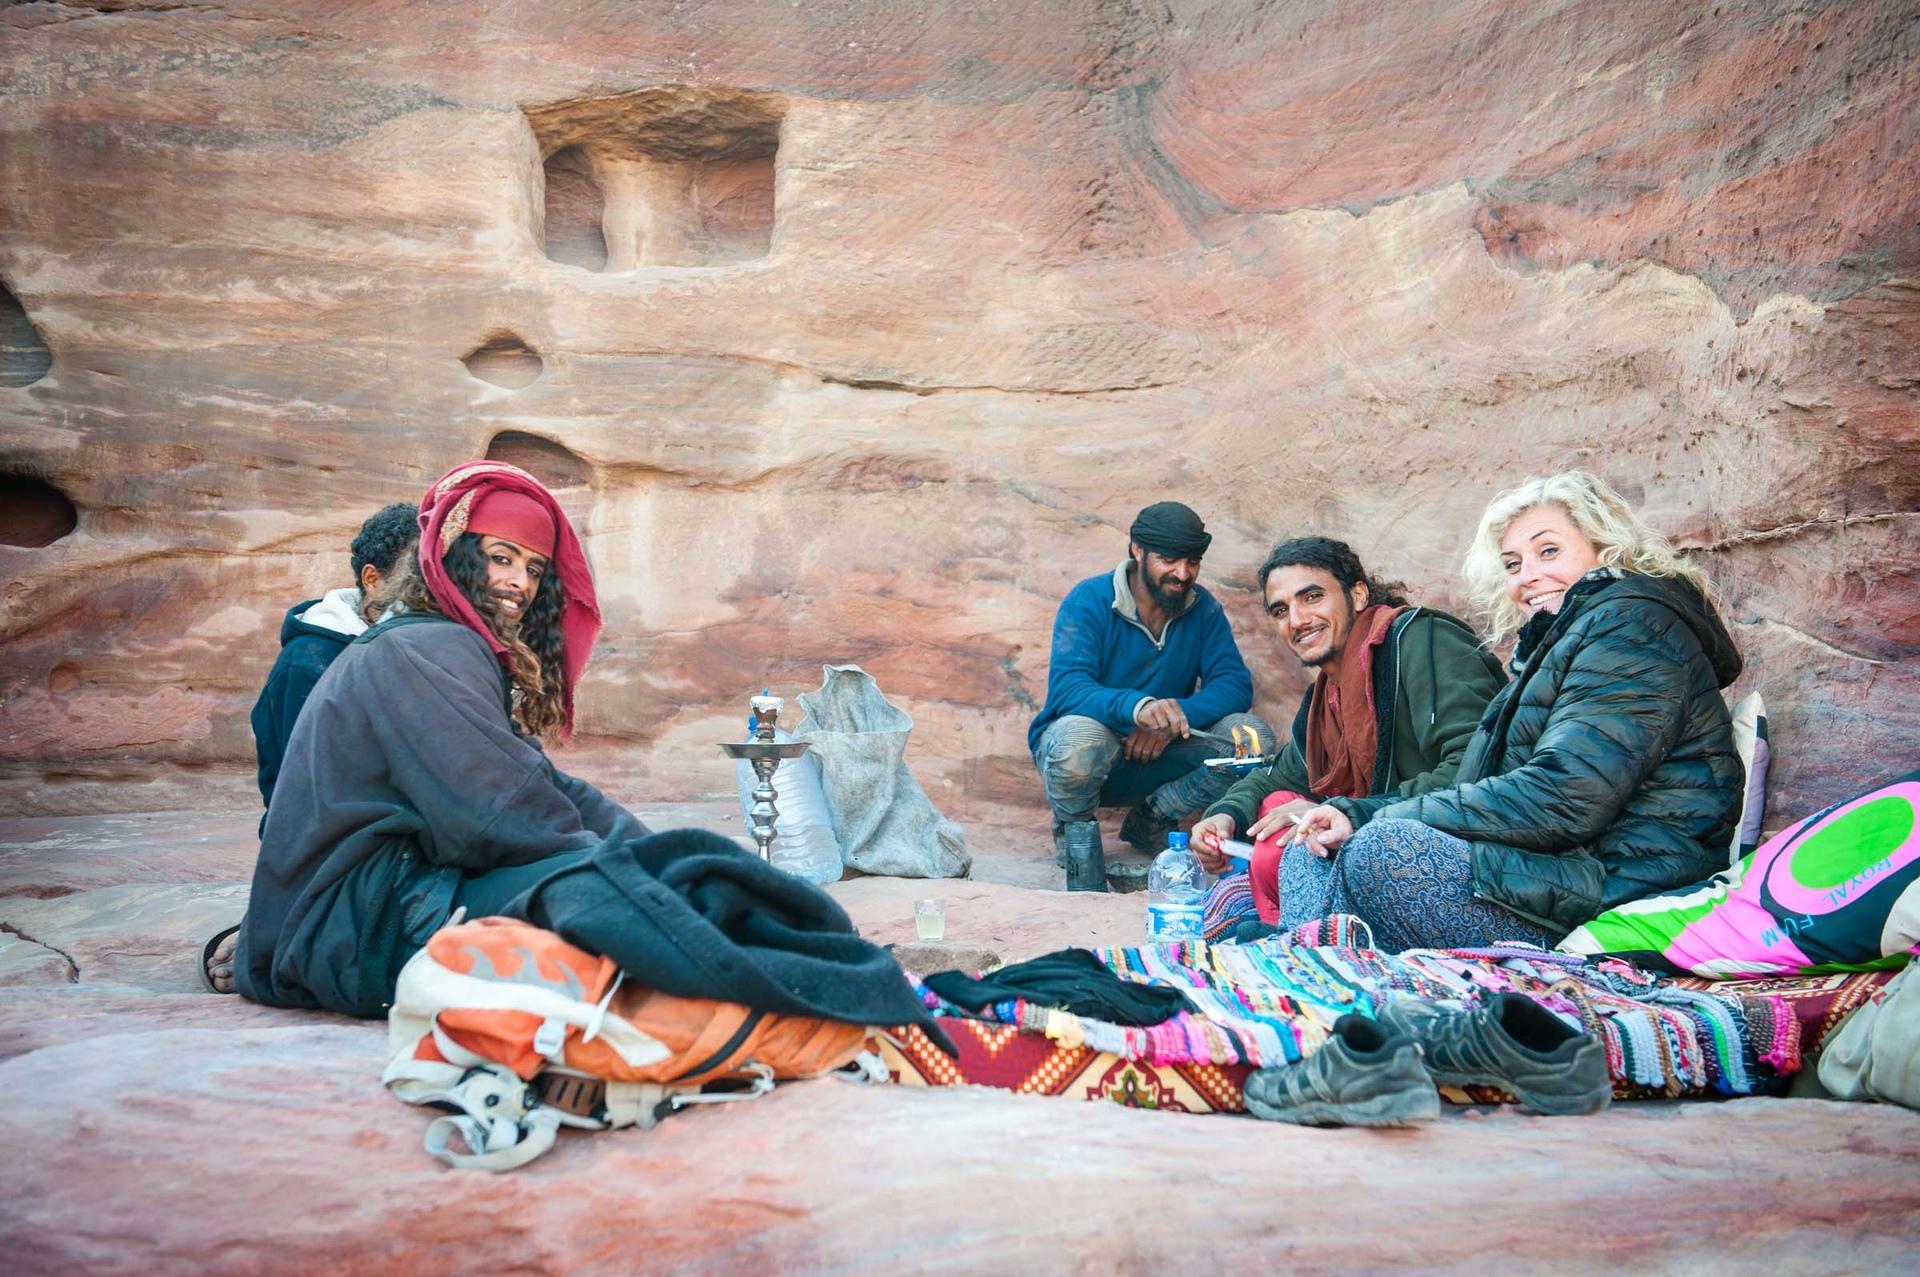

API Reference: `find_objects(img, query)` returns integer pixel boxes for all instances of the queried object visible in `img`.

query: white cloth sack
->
[796,664,970,879]
[1817,948,1920,1111]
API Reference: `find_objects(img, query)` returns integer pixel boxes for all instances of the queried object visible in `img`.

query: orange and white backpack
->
[383,915,882,1170]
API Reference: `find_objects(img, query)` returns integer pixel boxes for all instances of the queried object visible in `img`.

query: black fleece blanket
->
[923,947,1189,1026]
[509,828,952,1051]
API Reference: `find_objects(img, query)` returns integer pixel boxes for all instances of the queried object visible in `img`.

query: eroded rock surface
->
[4,1023,1917,1276]
[0,1,1913,832]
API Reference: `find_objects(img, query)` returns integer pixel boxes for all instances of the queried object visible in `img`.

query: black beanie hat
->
[1129,501,1211,559]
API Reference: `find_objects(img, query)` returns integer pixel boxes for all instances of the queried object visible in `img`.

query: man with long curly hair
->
[217,461,649,1014]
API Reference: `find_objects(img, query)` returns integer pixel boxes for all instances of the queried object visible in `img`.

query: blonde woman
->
[1285,472,1743,950]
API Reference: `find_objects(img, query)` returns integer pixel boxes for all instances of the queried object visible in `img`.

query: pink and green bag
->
[1559,770,1920,978]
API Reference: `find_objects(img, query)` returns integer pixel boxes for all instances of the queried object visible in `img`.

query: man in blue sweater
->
[1029,502,1272,880]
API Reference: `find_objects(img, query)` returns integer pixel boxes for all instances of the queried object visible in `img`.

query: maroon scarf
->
[1304,604,1405,799]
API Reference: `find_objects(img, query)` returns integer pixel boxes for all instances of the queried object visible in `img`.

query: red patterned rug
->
[882,968,1898,1115]
[880,1020,1250,1114]
[1668,968,1897,1054]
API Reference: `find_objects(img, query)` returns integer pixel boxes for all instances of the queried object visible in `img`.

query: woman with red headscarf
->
[221,462,651,1016]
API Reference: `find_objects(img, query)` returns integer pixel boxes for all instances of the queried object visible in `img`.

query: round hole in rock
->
[2,282,53,388]
[464,335,545,389]
[484,431,592,489]
[48,662,80,693]
[0,473,78,546]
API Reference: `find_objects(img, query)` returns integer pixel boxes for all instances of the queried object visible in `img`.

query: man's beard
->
[1135,555,1193,614]
[1145,572,1191,614]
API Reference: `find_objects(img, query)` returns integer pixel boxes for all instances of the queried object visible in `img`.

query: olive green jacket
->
[1204,608,1506,835]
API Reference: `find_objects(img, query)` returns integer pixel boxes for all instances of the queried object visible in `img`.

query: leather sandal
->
[199,923,241,995]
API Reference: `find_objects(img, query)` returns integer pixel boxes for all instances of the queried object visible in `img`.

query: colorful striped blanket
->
[900,932,1811,1101]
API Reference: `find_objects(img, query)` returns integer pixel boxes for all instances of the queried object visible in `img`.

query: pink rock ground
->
[4,799,1919,1273]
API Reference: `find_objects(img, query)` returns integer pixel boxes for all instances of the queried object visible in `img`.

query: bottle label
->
[1146,902,1204,942]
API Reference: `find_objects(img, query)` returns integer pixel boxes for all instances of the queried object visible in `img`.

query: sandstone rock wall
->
[1,0,1914,825]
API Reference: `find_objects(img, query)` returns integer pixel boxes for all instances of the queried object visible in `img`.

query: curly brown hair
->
[374,533,570,741]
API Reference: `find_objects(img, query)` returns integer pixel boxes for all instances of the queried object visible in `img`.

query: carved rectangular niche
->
[526,87,783,271]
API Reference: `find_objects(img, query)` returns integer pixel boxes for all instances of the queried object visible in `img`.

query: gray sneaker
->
[1242,1014,1441,1127]
[1376,991,1612,1117]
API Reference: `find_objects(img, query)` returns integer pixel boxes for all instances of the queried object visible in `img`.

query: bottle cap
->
[1167,831,1189,850]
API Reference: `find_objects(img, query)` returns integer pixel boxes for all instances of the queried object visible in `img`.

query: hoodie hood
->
[280,588,369,648]
[1599,574,1744,688]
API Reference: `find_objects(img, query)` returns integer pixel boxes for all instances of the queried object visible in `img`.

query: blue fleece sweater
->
[250,591,366,808]
[1027,563,1255,753]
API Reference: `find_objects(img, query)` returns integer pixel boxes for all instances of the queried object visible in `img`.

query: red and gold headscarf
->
[416,461,601,736]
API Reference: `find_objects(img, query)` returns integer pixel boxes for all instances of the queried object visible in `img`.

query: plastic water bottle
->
[734,727,843,885]
[1146,830,1205,943]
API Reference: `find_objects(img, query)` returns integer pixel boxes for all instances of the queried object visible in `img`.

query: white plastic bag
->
[733,729,842,885]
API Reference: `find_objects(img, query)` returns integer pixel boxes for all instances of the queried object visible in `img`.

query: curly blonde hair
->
[1463,471,1715,648]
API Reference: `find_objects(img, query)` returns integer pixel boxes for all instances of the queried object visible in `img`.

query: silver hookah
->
[718,694,811,862]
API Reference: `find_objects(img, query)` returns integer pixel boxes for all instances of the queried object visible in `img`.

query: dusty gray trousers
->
[1032,711,1274,827]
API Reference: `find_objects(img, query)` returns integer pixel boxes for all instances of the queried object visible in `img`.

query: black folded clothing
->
[511,828,954,1052]
[923,947,1189,1026]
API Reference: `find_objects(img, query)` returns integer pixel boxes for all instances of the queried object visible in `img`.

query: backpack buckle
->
[533,1016,567,1060]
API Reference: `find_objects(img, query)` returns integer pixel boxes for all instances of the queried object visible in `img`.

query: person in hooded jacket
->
[213,462,945,1042]
[1286,471,1744,951]
[250,501,419,809]
[207,462,642,1007]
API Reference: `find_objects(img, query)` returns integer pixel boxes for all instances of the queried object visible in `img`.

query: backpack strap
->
[424,1108,565,1172]
[402,1018,603,1171]
[652,1062,776,1116]
[412,1062,563,1173]
[833,1049,893,1085]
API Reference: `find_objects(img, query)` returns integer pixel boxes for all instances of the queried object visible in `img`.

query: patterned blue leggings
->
[1277,818,1562,951]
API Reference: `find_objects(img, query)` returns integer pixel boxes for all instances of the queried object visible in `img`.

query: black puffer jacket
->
[1378,571,1743,934]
